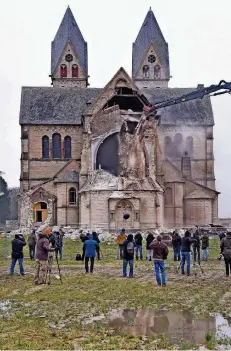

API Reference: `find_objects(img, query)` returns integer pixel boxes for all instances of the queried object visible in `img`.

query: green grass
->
[0,236,230,350]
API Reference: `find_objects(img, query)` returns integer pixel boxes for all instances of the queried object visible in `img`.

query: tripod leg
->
[56,257,62,284]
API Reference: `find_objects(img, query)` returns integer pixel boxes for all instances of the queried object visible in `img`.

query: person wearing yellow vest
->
[116,229,127,259]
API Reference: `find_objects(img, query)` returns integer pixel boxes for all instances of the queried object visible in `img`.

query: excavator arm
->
[148,80,231,111]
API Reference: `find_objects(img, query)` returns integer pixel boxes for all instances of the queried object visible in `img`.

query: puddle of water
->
[108,309,231,344]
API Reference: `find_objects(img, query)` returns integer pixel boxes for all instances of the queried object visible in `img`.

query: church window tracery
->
[52,133,61,158]
[148,54,156,63]
[64,136,72,159]
[154,65,161,79]
[72,65,79,78]
[42,136,49,159]
[60,64,67,78]
[143,65,149,78]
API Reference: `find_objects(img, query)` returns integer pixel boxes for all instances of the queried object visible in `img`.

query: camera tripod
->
[45,253,62,285]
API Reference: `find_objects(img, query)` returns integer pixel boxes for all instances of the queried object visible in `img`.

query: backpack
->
[76,253,82,261]
[127,241,134,255]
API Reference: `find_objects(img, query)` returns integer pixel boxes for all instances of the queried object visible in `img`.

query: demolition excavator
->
[145,79,231,113]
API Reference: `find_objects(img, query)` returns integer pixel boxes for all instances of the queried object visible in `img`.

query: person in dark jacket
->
[192,227,201,263]
[135,232,143,260]
[122,234,135,277]
[146,232,154,261]
[150,235,169,286]
[201,234,209,261]
[54,231,64,260]
[181,231,192,275]
[221,232,231,276]
[172,231,182,261]
[34,232,55,285]
[28,230,36,260]
[10,234,26,276]
[219,232,226,241]
[92,231,101,260]
[82,234,99,273]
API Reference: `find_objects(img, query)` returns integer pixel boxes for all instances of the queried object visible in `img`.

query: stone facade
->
[18,7,219,229]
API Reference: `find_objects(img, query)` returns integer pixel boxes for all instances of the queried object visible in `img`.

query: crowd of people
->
[8,226,231,286]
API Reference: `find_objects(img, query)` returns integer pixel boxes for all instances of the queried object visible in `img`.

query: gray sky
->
[0,0,230,217]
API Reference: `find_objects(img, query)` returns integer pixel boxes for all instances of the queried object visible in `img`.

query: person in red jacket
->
[150,236,169,286]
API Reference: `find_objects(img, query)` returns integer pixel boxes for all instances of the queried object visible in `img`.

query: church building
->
[19,7,219,229]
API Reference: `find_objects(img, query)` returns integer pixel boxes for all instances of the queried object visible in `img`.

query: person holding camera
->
[220,231,231,276]
[34,229,55,285]
[150,235,168,286]
[181,231,192,276]
[10,234,26,276]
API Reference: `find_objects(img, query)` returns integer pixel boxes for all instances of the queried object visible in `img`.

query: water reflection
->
[109,309,231,344]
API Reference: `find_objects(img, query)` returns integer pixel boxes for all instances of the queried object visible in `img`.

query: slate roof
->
[19,86,214,126]
[141,88,214,125]
[51,7,88,76]
[54,170,79,183]
[19,87,102,125]
[132,8,170,79]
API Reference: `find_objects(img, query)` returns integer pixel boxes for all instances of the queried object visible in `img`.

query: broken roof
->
[19,86,214,126]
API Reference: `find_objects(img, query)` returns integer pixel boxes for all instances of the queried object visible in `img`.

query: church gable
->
[54,160,78,182]
[185,181,218,200]
[85,67,148,115]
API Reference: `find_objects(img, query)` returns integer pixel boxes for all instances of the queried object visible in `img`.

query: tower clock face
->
[65,54,73,62]
[148,54,156,63]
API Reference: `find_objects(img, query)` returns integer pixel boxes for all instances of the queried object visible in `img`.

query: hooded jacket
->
[146,233,154,249]
[123,235,135,260]
[83,234,99,258]
[12,236,26,259]
[35,233,54,261]
[135,233,143,246]
[172,234,182,249]
[221,233,231,259]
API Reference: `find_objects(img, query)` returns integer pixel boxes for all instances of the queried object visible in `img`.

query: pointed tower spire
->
[132,8,170,89]
[51,7,88,87]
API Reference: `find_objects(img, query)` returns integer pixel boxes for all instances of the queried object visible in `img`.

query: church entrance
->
[115,200,133,230]
[33,202,48,223]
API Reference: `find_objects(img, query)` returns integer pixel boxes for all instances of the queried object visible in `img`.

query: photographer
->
[34,229,55,285]
[10,234,26,276]
[220,231,231,276]
[181,231,193,276]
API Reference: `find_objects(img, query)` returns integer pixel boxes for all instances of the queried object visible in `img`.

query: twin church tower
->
[50,6,170,89]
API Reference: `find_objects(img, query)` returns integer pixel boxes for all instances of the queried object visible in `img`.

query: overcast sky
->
[0,0,230,217]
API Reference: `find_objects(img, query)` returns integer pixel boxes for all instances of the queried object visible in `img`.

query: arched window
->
[186,136,193,157]
[69,187,77,205]
[143,65,149,78]
[64,136,72,159]
[96,133,119,176]
[72,65,79,78]
[42,136,49,159]
[164,136,172,158]
[60,64,67,78]
[165,187,173,205]
[52,133,61,158]
[154,65,161,79]
[174,133,183,158]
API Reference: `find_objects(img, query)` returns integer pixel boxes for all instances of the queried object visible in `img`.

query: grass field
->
[0,236,231,350]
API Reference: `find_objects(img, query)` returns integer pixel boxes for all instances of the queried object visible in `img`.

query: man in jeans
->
[122,234,135,277]
[10,234,26,276]
[192,227,201,263]
[82,234,99,273]
[150,235,168,286]
[116,229,127,259]
[201,233,209,261]
[181,231,192,276]
[134,232,143,260]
